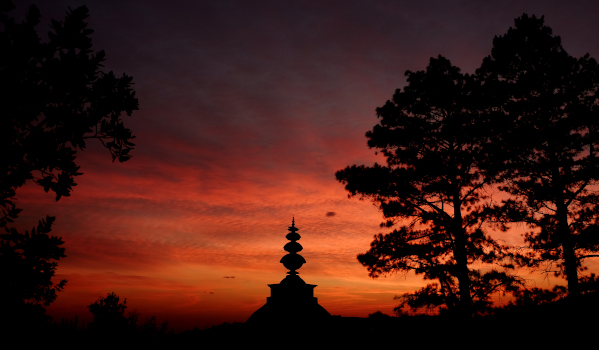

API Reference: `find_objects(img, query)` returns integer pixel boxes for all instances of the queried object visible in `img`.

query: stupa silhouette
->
[246,218,331,327]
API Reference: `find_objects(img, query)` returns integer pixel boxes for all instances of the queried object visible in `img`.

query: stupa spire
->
[280,217,306,275]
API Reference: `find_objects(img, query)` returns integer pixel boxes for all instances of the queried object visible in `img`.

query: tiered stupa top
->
[280,218,306,276]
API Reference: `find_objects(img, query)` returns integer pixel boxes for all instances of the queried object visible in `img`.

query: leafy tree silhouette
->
[88,293,169,340]
[0,217,66,316]
[336,56,521,318]
[0,1,137,325]
[88,292,136,334]
[477,14,599,299]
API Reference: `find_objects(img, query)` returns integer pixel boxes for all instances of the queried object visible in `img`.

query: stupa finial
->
[280,218,306,275]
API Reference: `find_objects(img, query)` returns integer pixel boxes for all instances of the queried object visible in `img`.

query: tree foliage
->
[0,1,138,321]
[478,14,599,297]
[88,292,169,338]
[88,292,132,332]
[1,2,138,216]
[0,215,66,328]
[336,56,521,317]
[0,216,66,307]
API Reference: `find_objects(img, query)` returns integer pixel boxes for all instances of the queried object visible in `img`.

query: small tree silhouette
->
[88,292,134,333]
[87,293,169,339]
[0,215,66,330]
[0,217,66,304]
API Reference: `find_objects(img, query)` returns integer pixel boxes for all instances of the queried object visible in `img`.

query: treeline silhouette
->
[20,296,598,346]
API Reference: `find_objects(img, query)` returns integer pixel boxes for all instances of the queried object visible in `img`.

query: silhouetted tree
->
[0,215,66,329]
[88,293,169,339]
[0,1,138,323]
[88,292,134,333]
[1,1,137,216]
[477,14,599,298]
[336,56,521,318]
[0,216,66,316]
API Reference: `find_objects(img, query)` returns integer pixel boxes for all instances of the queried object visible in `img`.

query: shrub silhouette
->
[88,292,134,334]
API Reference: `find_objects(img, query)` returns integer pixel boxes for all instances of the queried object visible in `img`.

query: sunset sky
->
[9,0,599,331]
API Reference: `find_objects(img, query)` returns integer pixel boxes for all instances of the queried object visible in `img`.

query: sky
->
[9,0,599,331]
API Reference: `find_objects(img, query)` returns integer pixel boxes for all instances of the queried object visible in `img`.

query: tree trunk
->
[556,201,579,298]
[453,189,472,318]
[553,166,579,298]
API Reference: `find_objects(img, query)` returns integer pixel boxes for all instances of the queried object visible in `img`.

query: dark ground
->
[6,294,598,349]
